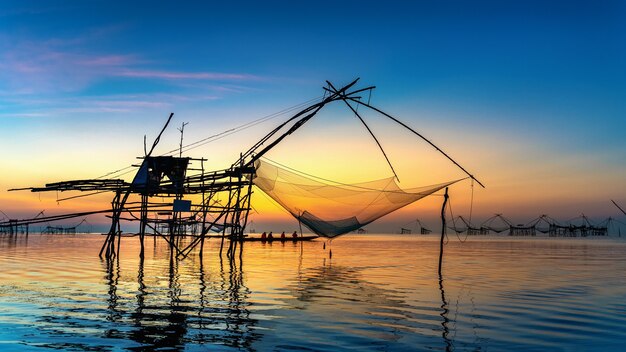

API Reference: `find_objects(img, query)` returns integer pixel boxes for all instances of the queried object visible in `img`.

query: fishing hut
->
[509,214,537,236]
[549,224,573,237]
[42,226,76,235]
[508,224,536,236]
[9,114,256,260]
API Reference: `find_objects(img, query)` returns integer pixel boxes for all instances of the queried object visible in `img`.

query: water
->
[0,234,625,351]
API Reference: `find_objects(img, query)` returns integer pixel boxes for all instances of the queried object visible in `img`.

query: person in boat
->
[292,231,298,239]
[267,232,273,240]
[281,231,286,239]
[261,232,267,240]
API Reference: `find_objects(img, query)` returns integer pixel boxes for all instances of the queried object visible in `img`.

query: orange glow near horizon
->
[2,100,625,230]
[3,126,625,231]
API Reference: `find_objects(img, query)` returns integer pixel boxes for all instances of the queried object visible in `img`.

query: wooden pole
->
[438,187,449,275]
[200,159,207,255]
[139,194,147,259]
[612,200,626,216]
[219,180,234,256]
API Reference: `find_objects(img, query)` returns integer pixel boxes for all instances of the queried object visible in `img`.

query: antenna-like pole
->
[178,122,189,158]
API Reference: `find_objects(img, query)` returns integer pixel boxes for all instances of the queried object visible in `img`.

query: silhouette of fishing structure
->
[5,79,483,261]
[0,210,44,236]
[440,213,619,237]
[0,220,28,236]
[400,218,432,234]
[41,219,88,235]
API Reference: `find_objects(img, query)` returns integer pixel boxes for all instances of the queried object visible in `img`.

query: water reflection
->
[439,272,452,352]
[0,232,27,249]
[2,234,626,351]
[98,247,260,351]
[273,261,432,350]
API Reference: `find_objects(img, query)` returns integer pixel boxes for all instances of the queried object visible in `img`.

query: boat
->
[242,235,318,242]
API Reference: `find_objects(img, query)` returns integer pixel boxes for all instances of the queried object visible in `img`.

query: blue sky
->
[1,0,625,228]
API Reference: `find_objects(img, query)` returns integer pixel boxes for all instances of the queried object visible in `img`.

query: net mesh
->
[253,159,459,237]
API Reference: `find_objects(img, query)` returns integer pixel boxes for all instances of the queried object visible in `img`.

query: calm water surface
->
[0,234,625,351]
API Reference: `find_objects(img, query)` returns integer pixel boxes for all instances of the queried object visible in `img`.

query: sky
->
[1,0,625,232]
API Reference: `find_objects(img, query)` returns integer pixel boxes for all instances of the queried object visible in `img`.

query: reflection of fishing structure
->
[6,79,482,260]
[103,252,259,350]
[286,264,407,347]
[439,272,452,351]
[283,259,481,350]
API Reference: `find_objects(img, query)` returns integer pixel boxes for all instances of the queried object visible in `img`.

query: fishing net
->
[481,214,511,233]
[252,159,458,238]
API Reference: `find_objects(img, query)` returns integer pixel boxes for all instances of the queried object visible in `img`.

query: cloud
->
[0,28,260,121]
[115,69,258,81]
[0,46,137,93]
[78,55,137,67]
[0,32,259,95]
[0,93,222,118]
[0,112,49,118]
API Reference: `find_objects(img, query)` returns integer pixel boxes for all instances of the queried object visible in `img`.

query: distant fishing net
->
[253,159,459,238]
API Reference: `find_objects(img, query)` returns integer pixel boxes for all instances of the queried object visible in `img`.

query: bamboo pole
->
[439,187,449,275]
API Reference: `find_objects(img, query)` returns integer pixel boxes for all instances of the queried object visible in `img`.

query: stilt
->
[139,194,148,259]
[438,187,449,275]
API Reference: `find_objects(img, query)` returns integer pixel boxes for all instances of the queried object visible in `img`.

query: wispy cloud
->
[0,27,261,121]
[115,69,258,81]
[0,46,138,93]
[0,93,221,118]
[0,112,49,118]
[78,55,136,67]
[0,30,259,95]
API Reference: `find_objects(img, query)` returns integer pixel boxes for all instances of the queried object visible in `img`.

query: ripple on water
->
[0,234,625,351]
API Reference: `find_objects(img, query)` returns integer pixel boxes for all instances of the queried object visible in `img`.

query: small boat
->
[242,235,318,242]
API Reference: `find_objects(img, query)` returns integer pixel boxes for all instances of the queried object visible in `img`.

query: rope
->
[448,198,469,243]
[163,97,323,156]
[94,96,323,181]
[262,156,461,194]
[468,179,474,223]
